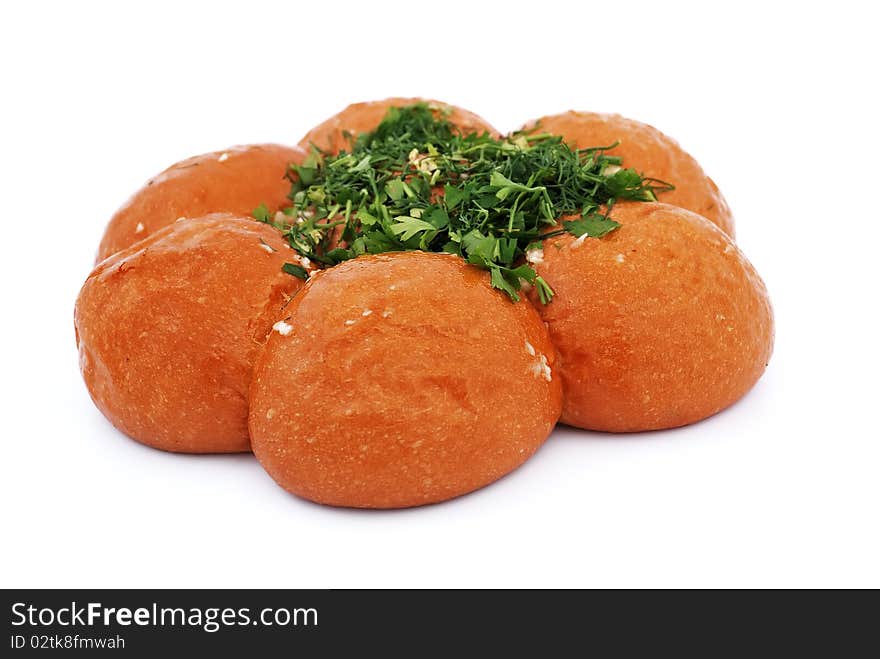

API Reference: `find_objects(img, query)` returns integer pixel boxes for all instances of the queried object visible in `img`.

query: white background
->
[2,1,878,588]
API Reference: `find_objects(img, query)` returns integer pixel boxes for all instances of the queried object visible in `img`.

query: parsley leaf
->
[282,263,309,280]
[563,214,622,239]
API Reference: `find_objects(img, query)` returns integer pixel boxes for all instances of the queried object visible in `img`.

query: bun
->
[528,202,772,432]
[298,98,498,155]
[522,111,734,237]
[249,251,562,508]
[97,144,303,262]
[77,214,309,452]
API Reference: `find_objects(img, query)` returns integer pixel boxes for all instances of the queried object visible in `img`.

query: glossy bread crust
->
[76,214,308,453]
[522,111,735,237]
[249,251,562,508]
[529,202,772,432]
[97,144,304,262]
[298,98,499,155]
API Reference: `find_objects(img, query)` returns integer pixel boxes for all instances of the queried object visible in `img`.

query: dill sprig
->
[255,104,673,302]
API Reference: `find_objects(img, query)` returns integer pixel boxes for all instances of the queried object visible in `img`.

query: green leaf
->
[425,207,449,230]
[362,230,401,253]
[490,267,521,301]
[385,178,405,201]
[444,185,466,209]
[325,248,355,264]
[357,210,379,227]
[563,214,621,239]
[350,155,372,172]
[506,264,537,284]
[490,171,517,188]
[535,276,555,304]
[253,203,272,223]
[441,241,461,255]
[282,263,309,280]
[604,168,643,195]
[295,165,318,186]
[390,216,436,241]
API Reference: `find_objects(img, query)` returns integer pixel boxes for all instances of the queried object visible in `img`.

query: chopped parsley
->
[256,103,672,302]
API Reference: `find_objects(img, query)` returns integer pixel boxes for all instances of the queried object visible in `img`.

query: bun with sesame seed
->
[248,251,562,508]
[96,144,304,263]
[527,202,773,432]
[76,214,312,453]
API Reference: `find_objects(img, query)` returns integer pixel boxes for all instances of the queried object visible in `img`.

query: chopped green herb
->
[281,262,309,280]
[253,203,272,223]
[563,214,622,239]
[258,103,672,301]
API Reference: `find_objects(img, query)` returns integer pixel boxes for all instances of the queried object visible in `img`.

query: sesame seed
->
[134,222,145,234]
[272,320,293,336]
[218,152,229,162]
[525,248,544,265]
[530,354,552,382]
[570,233,588,249]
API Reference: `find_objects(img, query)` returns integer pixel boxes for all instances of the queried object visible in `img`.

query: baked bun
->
[522,112,734,237]
[249,251,562,508]
[96,144,303,262]
[76,214,310,453]
[528,202,772,432]
[298,98,498,155]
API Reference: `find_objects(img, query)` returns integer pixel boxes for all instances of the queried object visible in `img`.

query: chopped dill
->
[257,103,672,302]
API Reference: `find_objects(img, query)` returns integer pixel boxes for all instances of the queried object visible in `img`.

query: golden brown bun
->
[249,251,562,508]
[298,98,498,155]
[97,144,304,263]
[76,214,310,453]
[528,202,772,432]
[522,112,735,237]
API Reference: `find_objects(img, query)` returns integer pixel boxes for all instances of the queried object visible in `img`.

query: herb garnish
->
[256,104,672,302]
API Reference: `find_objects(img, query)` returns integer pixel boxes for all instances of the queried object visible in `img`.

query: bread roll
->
[97,144,303,262]
[528,202,772,432]
[522,112,735,237]
[76,214,310,453]
[298,98,498,155]
[249,251,562,508]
